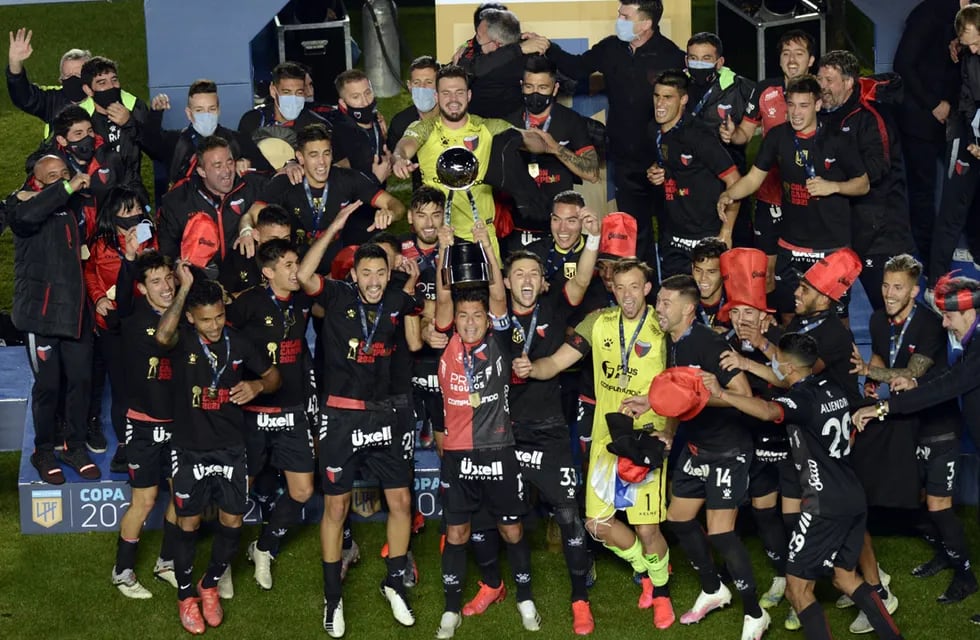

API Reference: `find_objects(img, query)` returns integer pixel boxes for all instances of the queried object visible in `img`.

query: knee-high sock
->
[709,531,761,618]
[753,505,787,576]
[203,523,241,587]
[668,519,720,594]
[506,536,533,602]
[173,527,198,601]
[258,494,304,555]
[851,582,903,640]
[442,542,468,613]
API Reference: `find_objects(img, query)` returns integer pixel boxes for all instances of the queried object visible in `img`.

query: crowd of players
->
[6,0,980,638]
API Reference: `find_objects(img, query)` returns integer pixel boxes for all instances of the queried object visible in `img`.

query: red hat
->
[598,212,637,260]
[648,367,710,421]
[331,244,359,281]
[719,247,774,323]
[935,272,980,311]
[802,248,862,302]
[180,211,220,269]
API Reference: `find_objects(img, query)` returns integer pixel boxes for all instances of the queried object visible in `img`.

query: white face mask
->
[191,112,219,137]
[277,94,305,121]
[615,17,636,42]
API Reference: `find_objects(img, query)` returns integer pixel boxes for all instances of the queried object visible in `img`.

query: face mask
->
[348,98,378,124]
[92,86,122,109]
[277,94,305,121]
[192,112,219,137]
[115,214,143,230]
[687,60,717,84]
[61,76,86,103]
[615,18,636,42]
[68,135,95,162]
[305,95,315,104]
[770,358,786,381]
[411,87,437,113]
[523,92,554,116]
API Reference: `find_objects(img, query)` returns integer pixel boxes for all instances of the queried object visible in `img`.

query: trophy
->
[435,146,481,228]
[442,239,491,288]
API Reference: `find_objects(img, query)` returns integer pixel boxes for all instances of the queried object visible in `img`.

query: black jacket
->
[5,65,72,127]
[547,30,685,167]
[459,43,527,119]
[8,180,90,338]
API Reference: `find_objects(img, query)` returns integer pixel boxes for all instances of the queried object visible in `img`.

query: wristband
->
[239,226,254,238]
[585,234,600,251]
[63,179,74,195]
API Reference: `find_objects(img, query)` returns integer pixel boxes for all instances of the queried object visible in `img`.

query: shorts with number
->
[244,408,315,476]
[515,431,579,507]
[585,449,667,525]
[392,393,417,455]
[672,445,751,510]
[441,447,528,526]
[917,434,961,498]
[125,417,173,489]
[171,445,248,517]
[774,246,850,318]
[319,405,412,495]
[787,511,866,580]
[753,199,783,255]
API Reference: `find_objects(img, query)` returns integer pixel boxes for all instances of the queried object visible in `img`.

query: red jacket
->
[85,232,156,330]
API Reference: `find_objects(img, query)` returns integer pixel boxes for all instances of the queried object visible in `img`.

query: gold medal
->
[527,162,539,179]
[469,393,481,408]
[207,386,219,400]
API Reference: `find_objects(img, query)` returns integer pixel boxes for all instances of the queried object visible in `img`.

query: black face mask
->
[523,92,554,116]
[687,67,717,86]
[115,214,144,230]
[92,86,122,109]
[348,98,378,124]
[61,76,86,103]
[68,135,95,162]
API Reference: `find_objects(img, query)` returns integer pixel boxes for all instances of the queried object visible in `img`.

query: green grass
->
[1,447,979,638]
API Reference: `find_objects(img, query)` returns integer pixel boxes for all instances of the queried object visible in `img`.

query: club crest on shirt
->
[634,340,651,357]
[680,154,693,166]
[956,159,970,176]
[824,158,836,170]
[463,135,479,151]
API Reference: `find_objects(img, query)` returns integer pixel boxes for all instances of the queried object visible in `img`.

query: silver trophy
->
[435,146,481,227]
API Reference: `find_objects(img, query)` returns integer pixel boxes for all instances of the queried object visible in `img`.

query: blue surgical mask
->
[277,94,305,122]
[411,86,437,113]
[770,357,786,381]
[615,18,636,43]
[192,112,219,137]
[687,59,716,70]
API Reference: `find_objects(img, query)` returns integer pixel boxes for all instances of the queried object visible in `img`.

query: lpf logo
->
[31,489,63,528]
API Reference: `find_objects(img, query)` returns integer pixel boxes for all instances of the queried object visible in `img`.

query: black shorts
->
[319,405,412,495]
[787,511,866,581]
[441,447,528,526]
[773,246,850,318]
[515,431,578,507]
[244,408,315,476]
[753,199,783,255]
[392,393,417,456]
[125,417,173,489]
[917,434,961,498]
[672,445,751,510]
[171,445,248,517]
[413,386,445,433]
[748,444,797,499]
[660,234,710,281]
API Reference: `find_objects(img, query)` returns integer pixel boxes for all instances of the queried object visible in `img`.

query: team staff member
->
[704,333,906,640]
[718,76,869,320]
[433,222,539,639]
[504,55,598,252]
[849,256,977,606]
[6,27,90,126]
[226,240,316,592]
[646,276,767,640]
[854,273,980,625]
[154,266,279,635]
[646,71,740,279]
[387,56,441,192]
[543,0,686,266]
[722,29,817,285]
[111,250,180,599]
[525,259,676,630]
[11,156,99,483]
[335,70,391,182]
[297,208,422,637]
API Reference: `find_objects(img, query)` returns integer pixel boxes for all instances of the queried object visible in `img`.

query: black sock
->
[115,536,138,574]
[442,542,468,613]
[385,554,409,593]
[323,560,342,603]
[752,506,787,575]
[653,584,671,597]
[203,523,242,588]
[557,517,591,601]
[506,536,533,602]
[471,528,501,588]
[342,517,353,551]
[709,531,761,618]
[798,601,832,640]
[875,584,889,600]
[851,582,903,640]
[918,510,945,554]
[259,494,304,555]
[668,519,720,593]
[160,520,179,563]
[931,508,973,576]
[173,527,198,601]
[252,467,280,523]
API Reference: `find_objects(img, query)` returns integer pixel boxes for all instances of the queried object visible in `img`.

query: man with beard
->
[523,259,676,630]
[503,56,598,254]
[721,30,817,289]
[226,240,316,592]
[690,238,728,331]
[718,76,869,322]
[297,208,422,637]
[6,27,89,127]
[816,50,914,311]
[849,255,977,610]
[646,70,740,280]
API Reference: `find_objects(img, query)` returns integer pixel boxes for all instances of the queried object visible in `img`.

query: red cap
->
[598,212,637,260]
[719,247,774,323]
[180,212,220,268]
[617,457,650,483]
[648,367,710,421]
[331,244,359,281]
[802,248,862,301]
[935,272,980,311]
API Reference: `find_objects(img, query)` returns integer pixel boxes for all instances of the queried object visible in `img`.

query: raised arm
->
[297,200,360,292]
[155,262,192,348]
[564,209,600,305]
